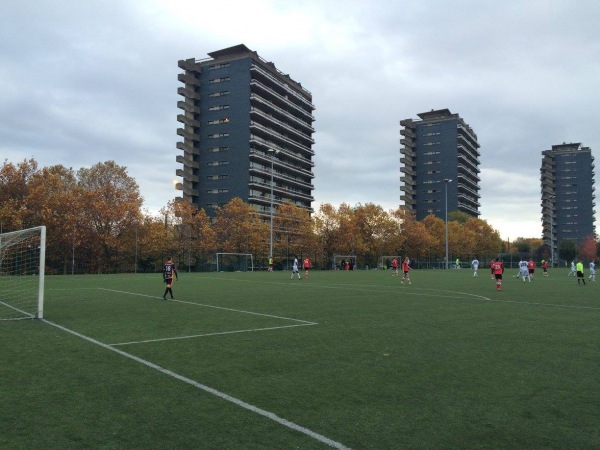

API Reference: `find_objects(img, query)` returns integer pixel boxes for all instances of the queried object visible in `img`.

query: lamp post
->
[548,195,556,267]
[444,178,453,269]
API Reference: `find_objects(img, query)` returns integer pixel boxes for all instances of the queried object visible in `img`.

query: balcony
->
[176,141,200,156]
[176,154,199,169]
[178,73,200,87]
[176,168,199,183]
[178,59,201,73]
[250,80,314,121]
[177,100,200,114]
[250,64,314,110]
[177,86,201,101]
[250,121,314,156]
[250,94,314,133]
[177,114,201,128]
[250,106,314,146]
[177,127,200,141]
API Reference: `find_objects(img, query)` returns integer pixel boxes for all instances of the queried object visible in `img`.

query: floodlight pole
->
[548,195,556,267]
[444,178,452,270]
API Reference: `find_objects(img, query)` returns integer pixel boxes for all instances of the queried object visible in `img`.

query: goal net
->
[213,253,254,272]
[379,256,402,270]
[0,226,46,320]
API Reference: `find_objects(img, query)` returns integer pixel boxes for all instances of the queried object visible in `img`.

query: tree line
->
[1,158,595,273]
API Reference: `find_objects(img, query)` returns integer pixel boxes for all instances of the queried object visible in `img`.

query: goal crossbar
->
[214,253,254,272]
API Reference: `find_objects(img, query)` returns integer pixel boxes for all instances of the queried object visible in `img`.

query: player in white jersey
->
[290,257,301,279]
[519,259,530,282]
[589,261,596,281]
[568,261,576,276]
[471,259,479,277]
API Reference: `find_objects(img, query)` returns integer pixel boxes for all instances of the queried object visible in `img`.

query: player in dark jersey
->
[162,257,178,300]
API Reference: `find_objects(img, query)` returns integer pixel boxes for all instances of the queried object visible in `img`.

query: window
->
[207,161,230,166]
[209,77,230,83]
[209,105,230,111]
[207,118,230,125]
[207,189,229,194]
[208,133,229,139]
[209,91,230,97]
[208,63,230,70]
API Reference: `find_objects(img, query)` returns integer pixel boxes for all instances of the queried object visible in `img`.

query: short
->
[577,271,584,278]
[495,274,503,280]
[164,277,173,285]
[304,266,310,270]
[528,269,534,274]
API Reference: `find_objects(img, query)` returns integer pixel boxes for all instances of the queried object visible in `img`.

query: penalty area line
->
[40,318,350,450]
[110,322,317,346]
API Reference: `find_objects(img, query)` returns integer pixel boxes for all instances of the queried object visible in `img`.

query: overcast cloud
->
[2,0,599,239]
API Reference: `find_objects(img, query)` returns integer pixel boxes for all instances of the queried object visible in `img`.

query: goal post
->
[379,256,402,270]
[214,253,254,272]
[0,225,46,320]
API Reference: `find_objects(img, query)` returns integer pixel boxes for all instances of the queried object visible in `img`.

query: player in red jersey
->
[391,258,399,277]
[491,258,504,291]
[527,258,536,280]
[303,257,311,279]
[401,257,412,285]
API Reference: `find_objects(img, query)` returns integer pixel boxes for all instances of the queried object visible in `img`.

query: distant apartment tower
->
[541,142,596,262]
[400,109,481,220]
[176,44,315,218]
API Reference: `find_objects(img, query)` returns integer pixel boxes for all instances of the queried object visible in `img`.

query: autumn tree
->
[212,197,269,257]
[274,201,317,267]
[352,203,397,268]
[558,239,577,265]
[313,203,341,268]
[421,214,445,260]
[0,158,39,231]
[578,235,597,261]
[77,161,143,272]
[167,199,217,269]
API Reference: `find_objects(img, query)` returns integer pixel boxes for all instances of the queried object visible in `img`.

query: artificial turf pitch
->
[1,269,599,449]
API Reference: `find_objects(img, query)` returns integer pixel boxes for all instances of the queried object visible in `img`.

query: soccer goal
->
[0,226,46,320]
[379,256,402,270]
[214,253,254,272]
[333,255,358,270]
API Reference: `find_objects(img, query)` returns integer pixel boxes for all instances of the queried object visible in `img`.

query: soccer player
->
[303,257,311,279]
[519,258,530,282]
[268,256,274,272]
[162,257,178,300]
[568,261,576,276]
[541,259,549,277]
[471,258,479,277]
[527,258,536,280]
[401,257,412,285]
[291,256,301,279]
[589,260,596,281]
[576,260,586,285]
[491,258,504,291]
[391,257,399,277]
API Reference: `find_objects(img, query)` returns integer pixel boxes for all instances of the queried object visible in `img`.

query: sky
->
[2,0,600,240]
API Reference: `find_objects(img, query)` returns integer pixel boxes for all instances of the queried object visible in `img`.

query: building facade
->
[176,44,315,218]
[541,142,596,264]
[400,109,481,221]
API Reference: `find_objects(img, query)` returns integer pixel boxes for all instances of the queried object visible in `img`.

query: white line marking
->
[41,318,350,450]
[110,323,316,346]
[99,288,317,324]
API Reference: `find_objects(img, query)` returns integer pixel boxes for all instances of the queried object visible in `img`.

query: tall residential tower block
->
[176,44,315,217]
[400,109,481,220]
[541,142,596,264]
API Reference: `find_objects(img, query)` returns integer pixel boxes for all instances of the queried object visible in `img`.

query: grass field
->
[1,268,599,449]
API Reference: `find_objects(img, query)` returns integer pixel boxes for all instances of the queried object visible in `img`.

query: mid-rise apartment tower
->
[541,142,596,264]
[400,109,481,220]
[176,44,315,217]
